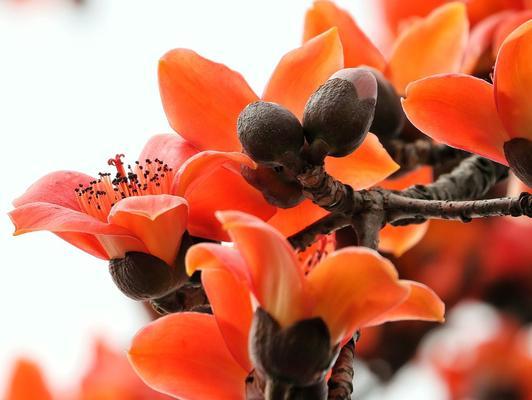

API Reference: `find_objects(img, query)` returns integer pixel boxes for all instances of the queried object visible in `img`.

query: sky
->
[0,0,445,398]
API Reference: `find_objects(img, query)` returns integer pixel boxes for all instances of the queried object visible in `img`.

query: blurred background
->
[0,0,530,399]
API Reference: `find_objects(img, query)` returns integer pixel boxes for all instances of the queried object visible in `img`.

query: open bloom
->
[158,28,399,237]
[9,134,273,265]
[304,1,469,95]
[370,0,530,59]
[129,211,444,399]
[403,20,532,185]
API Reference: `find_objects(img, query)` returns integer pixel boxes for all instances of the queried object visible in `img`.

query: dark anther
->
[237,101,305,168]
[302,68,377,158]
[504,137,532,187]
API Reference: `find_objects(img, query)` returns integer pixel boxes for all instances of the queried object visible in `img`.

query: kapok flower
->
[304,1,469,95]
[5,359,52,400]
[188,211,445,344]
[129,211,444,399]
[403,20,532,186]
[9,134,273,266]
[158,28,399,237]
[370,0,529,55]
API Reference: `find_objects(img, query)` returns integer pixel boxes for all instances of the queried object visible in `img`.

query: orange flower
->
[403,21,532,184]
[304,1,469,94]
[187,211,444,344]
[5,359,53,400]
[372,0,528,52]
[158,28,399,237]
[129,211,444,399]
[9,134,273,265]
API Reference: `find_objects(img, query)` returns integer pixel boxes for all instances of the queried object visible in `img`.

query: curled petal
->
[174,151,256,197]
[494,20,532,140]
[129,313,248,400]
[9,202,146,259]
[366,281,445,326]
[380,223,430,257]
[325,133,399,189]
[138,133,199,172]
[307,247,409,344]
[13,170,94,211]
[6,359,52,400]
[263,28,343,120]
[159,49,258,152]
[108,195,188,266]
[185,167,275,241]
[403,74,509,164]
[267,200,328,237]
[202,268,253,372]
[215,211,308,327]
[303,1,386,70]
[387,2,469,94]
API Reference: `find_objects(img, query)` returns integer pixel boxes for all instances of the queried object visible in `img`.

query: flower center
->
[75,154,175,221]
[297,234,336,274]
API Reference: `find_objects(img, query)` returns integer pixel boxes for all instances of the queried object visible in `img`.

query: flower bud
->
[504,138,532,187]
[109,234,192,301]
[241,164,305,208]
[303,68,377,157]
[249,308,337,387]
[237,101,305,167]
[361,67,405,140]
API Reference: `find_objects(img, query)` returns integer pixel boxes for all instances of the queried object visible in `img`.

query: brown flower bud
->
[249,308,338,387]
[361,67,405,140]
[238,101,305,167]
[241,164,305,208]
[303,68,377,157]
[108,234,192,301]
[504,138,532,187]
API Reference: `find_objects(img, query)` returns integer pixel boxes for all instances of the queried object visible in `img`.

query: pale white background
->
[0,0,445,398]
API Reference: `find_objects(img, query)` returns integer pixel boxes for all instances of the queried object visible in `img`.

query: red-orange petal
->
[9,202,146,259]
[263,28,343,120]
[138,133,199,172]
[215,211,308,327]
[185,167,275,241]
[108,195,188,265]
[365,280,445,326]
[55,232,109,260]
[387,2,469,94]
[403,74,509,164]
[174,150,256,197]
[307,247,409,344]
[158,49,258,152]
[324,133,399,189]
[5,359,53,400]
[13,170,94,211]
[492,10,532,57]
[378,166,433,256]
[303,1,386,70]
[129,313,248,400]
[268,200,329,237]
[494,20,532,140]
[202,268,253,372]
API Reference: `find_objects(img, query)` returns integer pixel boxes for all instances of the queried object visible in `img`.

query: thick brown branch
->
[384,139,468,173]
[400,155,508,201]
[387,192,532,224]
[327,339,356,400]
[288,213,352,250]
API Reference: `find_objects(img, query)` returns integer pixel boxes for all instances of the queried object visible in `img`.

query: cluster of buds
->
[238,67,404,208]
